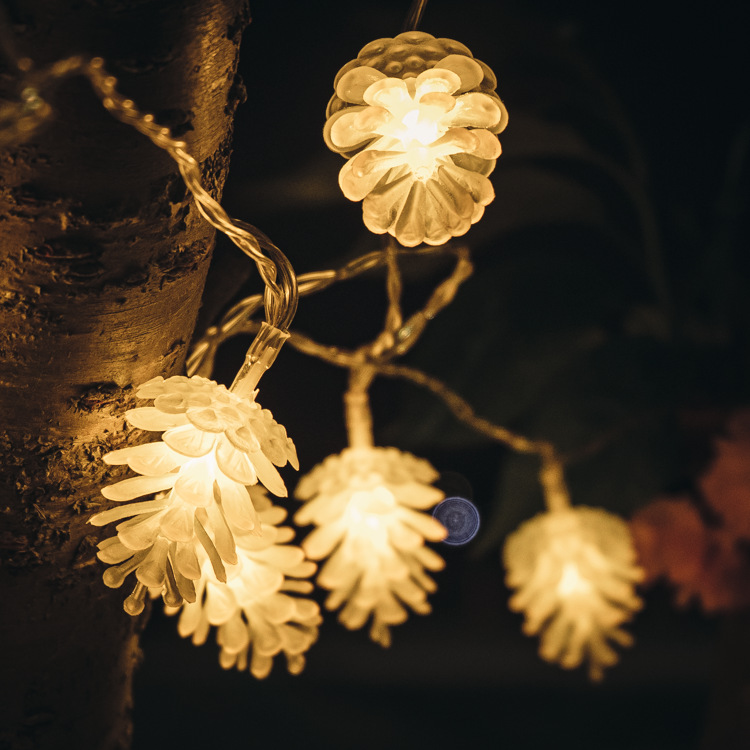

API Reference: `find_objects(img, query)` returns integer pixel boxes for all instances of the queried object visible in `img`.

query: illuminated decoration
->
[295,447,446,646]
[168,487,322,679]
[0,26,652,685]
[90,374,298,614]
[432,496,481,545]
[324,31,507,247]
[503,507,644,681]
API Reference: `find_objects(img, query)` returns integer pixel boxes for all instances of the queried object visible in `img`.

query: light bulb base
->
[230,322,289,398]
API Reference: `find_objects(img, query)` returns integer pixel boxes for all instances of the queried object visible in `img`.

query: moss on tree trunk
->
[0,1,249,747]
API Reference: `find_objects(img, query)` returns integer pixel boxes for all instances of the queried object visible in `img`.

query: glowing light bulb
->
[167,488,321,679]
[397,109,442,149]
[324,32,508,247]
[295,447,447,646]
[90,375,298,615]
[556,561,592,597]
[504,507,644,681]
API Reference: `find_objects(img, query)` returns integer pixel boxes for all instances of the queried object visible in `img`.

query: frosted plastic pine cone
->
[90,375,298,615]
[325,31,505,123]
[169,488,321,679]
[504,507,644,681]
[294,447,446,646]
[324,31,507,247]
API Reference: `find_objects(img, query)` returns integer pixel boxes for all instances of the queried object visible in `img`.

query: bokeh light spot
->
[433,496,480,546]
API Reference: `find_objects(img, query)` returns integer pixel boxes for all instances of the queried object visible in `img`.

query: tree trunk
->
[0,1,249,747]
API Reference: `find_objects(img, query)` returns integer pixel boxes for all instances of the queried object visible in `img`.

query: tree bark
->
[0,1,249,747]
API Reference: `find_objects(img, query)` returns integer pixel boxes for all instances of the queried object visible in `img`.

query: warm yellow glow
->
[504,507,644,681]
[90,375,298,615]
[348,486,395,535]
[386,108,445,181]
[556,561,592,597]
[398,109,441,147]
[294,447,446,646]
[168,489,321,679]
[324,33,508,247]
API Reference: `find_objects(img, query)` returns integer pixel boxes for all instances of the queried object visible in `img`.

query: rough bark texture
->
[0,1,249,747]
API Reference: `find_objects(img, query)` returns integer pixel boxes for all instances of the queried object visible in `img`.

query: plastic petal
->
[394,181,427,247]
[96,537,134,564]
[249,450,287,498]
[126,407,188,431]
[397,506,448,541]
[339,149,400,202]
[215,478,259,533]
[162,424,217,458]
[363,77,412,109]
[336,66,387,104]
[173,460,215,508]
[226,425,261,454]
[361,171,413,234]
[104,441,185,476]
[159,503,195,542]
[174,542,202,580]
[330,108,382,151]
[413,67,462,98]
[89,498,169,527]
[117,511,164,550]
[206,501,238,566]
[440,163,495,206]
[215,436,257,486]
[444,92,503,130]
[101,473,177,502]
[205,582,238,625]
[433,55,484,93]
[135,538,169,588]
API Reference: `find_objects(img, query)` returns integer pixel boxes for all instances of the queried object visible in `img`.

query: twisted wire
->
[186,243,460,377]
[0,53,298,331]
[402,0,430,31]
[82,58,298,330]
[0,48,572,513]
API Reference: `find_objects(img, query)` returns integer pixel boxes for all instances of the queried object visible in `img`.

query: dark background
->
[133,1,749,748]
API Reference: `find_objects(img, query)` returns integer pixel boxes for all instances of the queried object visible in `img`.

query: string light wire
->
[0,32,644,681]
[0,46,571,515]
[402,0,430,32]
[0,53,298,336]
[186,243,460,378]
[83,58,298,332]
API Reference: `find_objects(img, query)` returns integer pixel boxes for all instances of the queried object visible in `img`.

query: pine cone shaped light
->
[169,488,321,679]
[324,31,508,247]
[295,446,446,646]
[90,375,298,616]
[503,507,644,681]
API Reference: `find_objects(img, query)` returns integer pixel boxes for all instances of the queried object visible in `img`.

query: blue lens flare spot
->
[432,496,480,546]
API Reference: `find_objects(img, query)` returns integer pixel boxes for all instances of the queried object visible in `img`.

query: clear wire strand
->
[186,243,461,378]
[83,57,298,331]
[0,48,572,514]
[284,329,571,512]
[402,0,430,32]
[0,53,298,331]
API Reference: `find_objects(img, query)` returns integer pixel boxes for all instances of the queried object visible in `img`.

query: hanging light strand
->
[342,237,410,449]
[383,240,404,346]
[186,243,462,378]
[0,53,298,332]
[83,57,298,332]
[402,0,430,32]
[253,330,570,513]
